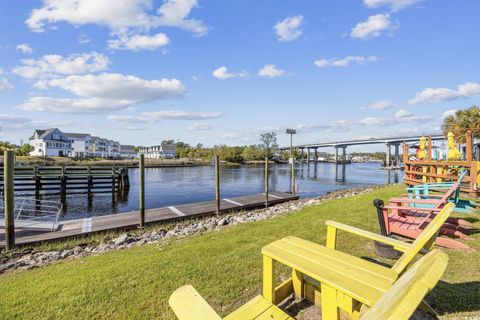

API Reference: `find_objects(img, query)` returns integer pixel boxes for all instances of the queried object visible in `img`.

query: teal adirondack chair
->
[406,170,477,213]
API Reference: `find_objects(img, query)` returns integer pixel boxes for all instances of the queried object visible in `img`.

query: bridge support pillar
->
[314,148,318,162]
[335,146,347,163]
[394,144,400,165]
[307,148,311,163]
[386,144,391,167]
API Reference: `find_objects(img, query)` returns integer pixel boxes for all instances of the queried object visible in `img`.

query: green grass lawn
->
[0,185,479,319]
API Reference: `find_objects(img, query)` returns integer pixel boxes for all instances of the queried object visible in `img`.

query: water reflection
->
[13,162,403,220]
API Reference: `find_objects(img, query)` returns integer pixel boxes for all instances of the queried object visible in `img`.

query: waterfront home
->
[120,145,137,158]
[28,128,134,159]
[107,140,121,158]
[65,133,93,158]
[139,141,176,159]
[29,128,73,157]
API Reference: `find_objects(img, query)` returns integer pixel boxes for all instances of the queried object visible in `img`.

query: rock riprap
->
[0,186,378,273]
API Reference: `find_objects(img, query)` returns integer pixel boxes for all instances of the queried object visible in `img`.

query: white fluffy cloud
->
[368,100,393,110]
[12,52,109,79]
[394,109,433,122]
[108,33,170,51]
[394,109,412,118]
[350,14,393,39]
[17,73,185,113]
[187,123,216,130]
[359,117,397,126]
[108,110,222,123]
[16,43,33,54]
[0,68,14,91]
[17,97,130,113]
[274,15,303,42]
[26,0,207,36]
[144,110,222,120]
[409,82,480,105]
[314,56,378,68]
[35,73,184,102]
[257,64,286,78]
[363,0,421,11]
[0,77,14,91]
[212,66,247,80]
[442,109,457,119]
[212,66,234,80]
[297,110,433,133]
[156,0,207,36]
[0,114,31,123]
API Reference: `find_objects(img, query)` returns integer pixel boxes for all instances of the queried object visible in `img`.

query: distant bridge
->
[280,134,446,165]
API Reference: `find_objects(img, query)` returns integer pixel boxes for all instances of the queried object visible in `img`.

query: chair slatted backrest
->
[360,249,448,320]
[391,203,454,275]
[453,169,468,204]
[434,182,461,208]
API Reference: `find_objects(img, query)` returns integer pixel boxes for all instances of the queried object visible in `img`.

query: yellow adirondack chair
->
[168,249,448,320]
[258,203,454,319]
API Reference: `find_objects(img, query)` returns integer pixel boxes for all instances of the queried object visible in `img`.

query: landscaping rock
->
[114,233,130,246]
[0,185,379,273]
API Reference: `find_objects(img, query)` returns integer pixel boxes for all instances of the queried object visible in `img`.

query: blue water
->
[53,162,402,220]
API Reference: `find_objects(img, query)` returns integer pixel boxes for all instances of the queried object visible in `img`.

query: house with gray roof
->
[29,128,73,157]
[139,141,176,159]
[65,133,93,158]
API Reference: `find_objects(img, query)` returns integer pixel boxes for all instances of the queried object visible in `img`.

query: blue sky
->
[0,0,479,150]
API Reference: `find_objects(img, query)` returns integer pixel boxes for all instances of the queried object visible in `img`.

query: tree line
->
[175,132,280,162]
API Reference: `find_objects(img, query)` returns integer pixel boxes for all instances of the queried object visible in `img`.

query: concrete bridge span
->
[280,134,445,165]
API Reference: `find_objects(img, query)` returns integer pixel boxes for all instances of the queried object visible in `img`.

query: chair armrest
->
[382,205,442,212]
[389,198,442,205]
[325,220,411,252]
[169,285,222,320]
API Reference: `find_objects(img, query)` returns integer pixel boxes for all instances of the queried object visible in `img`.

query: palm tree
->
[442,106,480,143]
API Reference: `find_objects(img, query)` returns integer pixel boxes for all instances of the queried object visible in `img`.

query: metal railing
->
[0,198,62,231]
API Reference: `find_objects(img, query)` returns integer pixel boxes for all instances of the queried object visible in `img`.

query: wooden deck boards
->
[0,191,298,248]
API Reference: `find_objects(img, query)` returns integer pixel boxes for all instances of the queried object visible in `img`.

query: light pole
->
[286,129,297,194]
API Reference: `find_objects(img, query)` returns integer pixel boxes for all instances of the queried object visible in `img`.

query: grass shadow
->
[428,280,480,315]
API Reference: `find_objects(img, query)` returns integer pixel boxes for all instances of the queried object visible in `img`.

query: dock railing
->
[0,197,62,231]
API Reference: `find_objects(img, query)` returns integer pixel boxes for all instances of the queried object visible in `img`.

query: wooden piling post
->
[111,165,116,192]
[290,158,295,194]
[60,165,67,195]
[87,166,92,194]
[264,157,269,207]
[4,151,15,251]
[139,154,145,228]
[215,155,220,213]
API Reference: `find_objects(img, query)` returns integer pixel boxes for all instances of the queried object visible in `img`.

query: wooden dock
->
[0,166,129,196]
[0,191,298,248]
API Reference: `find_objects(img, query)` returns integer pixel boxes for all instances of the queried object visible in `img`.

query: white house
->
[107,140,121,158]
[29,129,135,159]
[29,128,73,157]
[120,145,137,158]
[65,133,92,158]
[139,141,176,159]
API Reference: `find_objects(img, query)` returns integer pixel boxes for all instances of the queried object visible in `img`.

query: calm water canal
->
[52,162,402,221]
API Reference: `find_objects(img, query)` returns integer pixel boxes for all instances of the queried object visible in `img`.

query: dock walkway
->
[0,191,298,248]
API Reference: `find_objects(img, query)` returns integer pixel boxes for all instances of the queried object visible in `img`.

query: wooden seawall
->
[0,191,298,248]
[0,166,129,195]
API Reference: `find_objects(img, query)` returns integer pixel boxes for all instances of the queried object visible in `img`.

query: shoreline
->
[0,184,387,274]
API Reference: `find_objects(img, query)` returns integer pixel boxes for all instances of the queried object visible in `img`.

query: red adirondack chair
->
[389,181,473,233]
[374,183,473,251]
